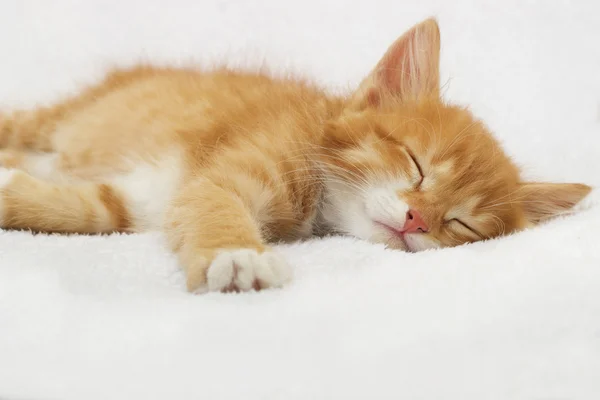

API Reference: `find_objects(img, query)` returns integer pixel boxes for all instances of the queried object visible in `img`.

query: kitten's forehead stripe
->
[435,159,454,176]
[421,159,454,191]
[420,176,436,191]
[446,196,482,219]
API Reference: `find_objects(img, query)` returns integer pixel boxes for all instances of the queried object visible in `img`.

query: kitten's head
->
[319,18,591,251]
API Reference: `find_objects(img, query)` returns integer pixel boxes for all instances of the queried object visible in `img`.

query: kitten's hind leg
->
[0,168,130,234]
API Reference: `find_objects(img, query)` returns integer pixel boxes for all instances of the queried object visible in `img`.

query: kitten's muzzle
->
[401,209,429,234]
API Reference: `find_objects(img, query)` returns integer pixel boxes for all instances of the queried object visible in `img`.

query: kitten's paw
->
[0,167,17,226]
[206,248,292,293]
[0,167,16,187]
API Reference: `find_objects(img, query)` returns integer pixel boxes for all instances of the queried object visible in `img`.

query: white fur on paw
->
[206,249,292,292]
[0,167,16,186]
[0,168,17,225]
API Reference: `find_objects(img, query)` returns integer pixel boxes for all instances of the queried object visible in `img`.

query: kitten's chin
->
[330,214,440,252]
[372,223,441,252]
[370,224,410,251]
[403,233,442,252]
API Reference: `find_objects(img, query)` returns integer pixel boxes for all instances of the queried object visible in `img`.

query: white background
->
[1,1,599,399]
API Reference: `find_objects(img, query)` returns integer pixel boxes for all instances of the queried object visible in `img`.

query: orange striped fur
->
[0,18,591,293]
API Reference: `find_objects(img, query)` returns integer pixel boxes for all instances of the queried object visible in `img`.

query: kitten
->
[0,18,591,293]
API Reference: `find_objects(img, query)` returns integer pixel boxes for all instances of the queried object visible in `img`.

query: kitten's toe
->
[206,248,292,293]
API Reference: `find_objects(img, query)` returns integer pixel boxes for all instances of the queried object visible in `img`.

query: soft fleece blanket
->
[1,1,599,399]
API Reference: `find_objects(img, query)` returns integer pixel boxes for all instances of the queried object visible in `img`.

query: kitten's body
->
[1,68,336,236]
[0,19,591,293]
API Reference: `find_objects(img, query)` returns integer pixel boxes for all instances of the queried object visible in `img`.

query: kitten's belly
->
[107,151,185,231]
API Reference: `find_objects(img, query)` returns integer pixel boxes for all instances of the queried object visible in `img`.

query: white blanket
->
[1,1,599,399]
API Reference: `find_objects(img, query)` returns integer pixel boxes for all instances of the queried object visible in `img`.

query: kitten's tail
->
[0,169,130,234]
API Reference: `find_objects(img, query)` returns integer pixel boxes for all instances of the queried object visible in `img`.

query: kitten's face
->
[319,17,590,251]
[321,102,526,251]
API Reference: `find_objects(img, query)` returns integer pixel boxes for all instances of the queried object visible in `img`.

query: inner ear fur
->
[349,17,441,110]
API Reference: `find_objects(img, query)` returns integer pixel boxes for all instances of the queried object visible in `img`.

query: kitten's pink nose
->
[402,209,428,233]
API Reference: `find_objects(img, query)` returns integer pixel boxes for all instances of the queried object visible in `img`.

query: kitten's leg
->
[0,168,130,233]
[166,178,292,293]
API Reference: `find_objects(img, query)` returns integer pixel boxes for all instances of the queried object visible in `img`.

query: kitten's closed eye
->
[402,147,424,188]
[448,218,483,238]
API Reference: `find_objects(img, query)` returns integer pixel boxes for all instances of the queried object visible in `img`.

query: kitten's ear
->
[350,17,441,110]
[517,182,592,224]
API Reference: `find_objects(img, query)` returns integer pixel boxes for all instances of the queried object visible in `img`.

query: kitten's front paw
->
[206,249,292,293]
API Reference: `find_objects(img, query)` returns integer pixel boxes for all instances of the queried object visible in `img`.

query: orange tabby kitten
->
[0,18,591,293]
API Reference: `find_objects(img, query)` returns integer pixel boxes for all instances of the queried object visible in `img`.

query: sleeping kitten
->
[0,18,591,293]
